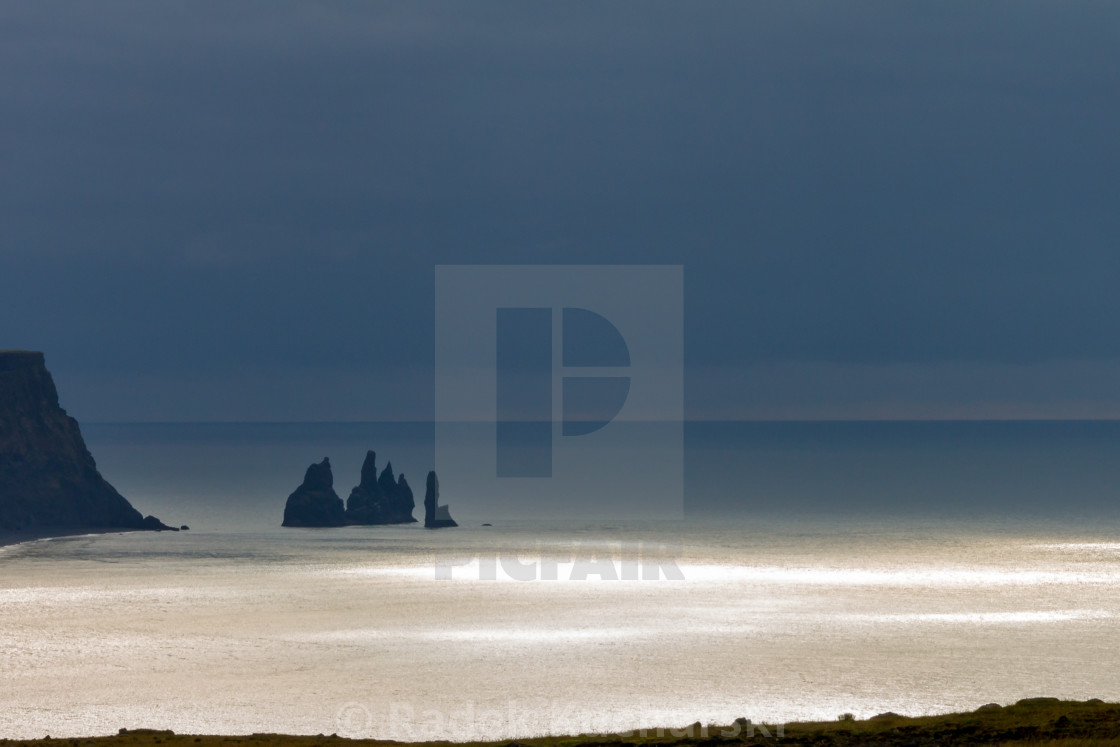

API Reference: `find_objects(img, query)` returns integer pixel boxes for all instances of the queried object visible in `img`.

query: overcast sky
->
[2,1,1119,421]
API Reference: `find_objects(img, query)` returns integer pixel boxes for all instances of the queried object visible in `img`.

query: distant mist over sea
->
[81,420,1120,532]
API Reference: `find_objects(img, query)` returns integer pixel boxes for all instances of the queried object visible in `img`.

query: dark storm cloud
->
[2,1,1118,419]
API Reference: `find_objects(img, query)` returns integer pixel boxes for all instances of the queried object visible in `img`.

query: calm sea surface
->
[2,422,1119,739]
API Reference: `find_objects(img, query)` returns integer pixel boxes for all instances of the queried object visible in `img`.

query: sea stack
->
[281,457,345,527]
[0,350,173,533]
[344,450,418,525]
[424,471,458,529]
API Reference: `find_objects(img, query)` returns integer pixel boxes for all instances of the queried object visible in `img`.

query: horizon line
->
[83,417,1120,425]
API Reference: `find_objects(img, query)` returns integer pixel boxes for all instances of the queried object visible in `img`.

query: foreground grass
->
[6,699,1120,747]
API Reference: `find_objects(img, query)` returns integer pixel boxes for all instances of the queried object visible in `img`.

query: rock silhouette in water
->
[344,450,417,525]
[395,473,415,520]
[343,450,384,524]
[424,471,458,528]
[0,350,174,533]
[282,457,345,527]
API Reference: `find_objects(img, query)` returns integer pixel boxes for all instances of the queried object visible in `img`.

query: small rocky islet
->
[282,451,457,529]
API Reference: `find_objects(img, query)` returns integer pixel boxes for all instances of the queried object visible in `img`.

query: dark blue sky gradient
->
[2,2,1119,420]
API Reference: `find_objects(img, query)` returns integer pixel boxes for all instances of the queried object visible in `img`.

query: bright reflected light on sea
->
[679,564,1118,586]
[854,609,1113,624]
[3,521,1120,740]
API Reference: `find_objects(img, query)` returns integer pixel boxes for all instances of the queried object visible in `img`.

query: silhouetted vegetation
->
[6,699,1120,747]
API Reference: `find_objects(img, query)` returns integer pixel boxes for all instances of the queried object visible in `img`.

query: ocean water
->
[2,422,1120,739]
[75,420,1120,528]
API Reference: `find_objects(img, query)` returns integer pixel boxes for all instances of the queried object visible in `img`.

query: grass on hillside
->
[5,698,1120,747]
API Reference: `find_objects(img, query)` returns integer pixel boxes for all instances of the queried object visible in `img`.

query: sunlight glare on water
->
[2,519,1120,740]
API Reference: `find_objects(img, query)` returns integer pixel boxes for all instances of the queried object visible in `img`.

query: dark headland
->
[0,350,174,546]
[6,698,1117,746]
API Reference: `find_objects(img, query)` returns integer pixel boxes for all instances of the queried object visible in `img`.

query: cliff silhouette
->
[0,351,172,535]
